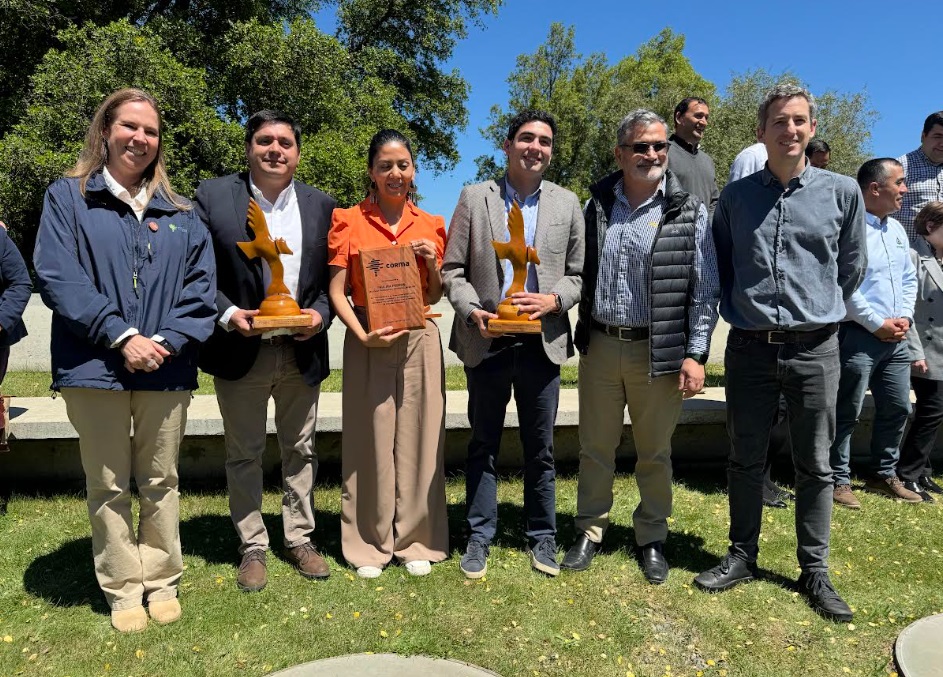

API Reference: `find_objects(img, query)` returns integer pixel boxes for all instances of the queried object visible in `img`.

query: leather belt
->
[591,319,650,342]
[731,323,838,345]
[260,335,293,346]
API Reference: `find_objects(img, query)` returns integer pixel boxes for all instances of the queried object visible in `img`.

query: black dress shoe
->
[762,493,788,509]
[918,476,943,495]
[902,480,935,503]
[694,554,758,592]
[797,571,853,623]
[560,534,599,571]
[639,541,668,584]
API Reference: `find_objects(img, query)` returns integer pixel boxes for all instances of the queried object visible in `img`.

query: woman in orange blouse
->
[328,129,449,578]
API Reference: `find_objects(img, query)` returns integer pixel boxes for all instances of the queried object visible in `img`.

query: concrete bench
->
[4,387,924,483]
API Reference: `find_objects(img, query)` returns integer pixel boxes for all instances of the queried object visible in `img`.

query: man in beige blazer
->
[442,110,584,579]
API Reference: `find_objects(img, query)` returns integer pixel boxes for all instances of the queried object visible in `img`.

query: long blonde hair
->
[66,88,190,211]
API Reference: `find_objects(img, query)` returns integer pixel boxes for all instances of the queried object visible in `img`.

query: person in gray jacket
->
[442,110,584,580]
[899,201,943,500]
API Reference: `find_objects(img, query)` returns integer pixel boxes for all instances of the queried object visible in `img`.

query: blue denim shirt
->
[712,163,867,331]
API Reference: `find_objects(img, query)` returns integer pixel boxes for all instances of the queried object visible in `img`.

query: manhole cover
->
[270,653,501,676]
[895,613,943,676]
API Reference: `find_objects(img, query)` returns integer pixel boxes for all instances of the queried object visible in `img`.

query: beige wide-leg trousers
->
[61,388,190,611]
[574,332,683,546]
[341,318,449,569]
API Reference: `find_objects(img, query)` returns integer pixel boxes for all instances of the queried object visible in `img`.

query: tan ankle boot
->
[148,598,182,624]
[111,606,148,633]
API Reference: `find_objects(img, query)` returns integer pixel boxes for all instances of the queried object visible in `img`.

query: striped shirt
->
[895,148,943,243]
[593,177,719,354]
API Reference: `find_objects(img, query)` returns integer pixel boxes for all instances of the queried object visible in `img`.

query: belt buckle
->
[767,330,786,345]
[617,326,633,342]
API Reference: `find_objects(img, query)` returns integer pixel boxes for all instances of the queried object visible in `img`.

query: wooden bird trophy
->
[238,199,310,329]
[488,201,543,334]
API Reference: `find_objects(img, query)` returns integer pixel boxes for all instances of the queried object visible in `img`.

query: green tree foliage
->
[0,19,243,253]
[334,0,501,172]
[215,17,406,201]
[476,26,714,199]
[479,27,874,198]
[705,69,877,182]
[0,0,501,258]
[0,0,312,137]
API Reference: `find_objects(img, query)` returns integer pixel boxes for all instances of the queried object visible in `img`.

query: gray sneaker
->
[460,541,489,579]
[529,538,560,577]
[864,477,922,503]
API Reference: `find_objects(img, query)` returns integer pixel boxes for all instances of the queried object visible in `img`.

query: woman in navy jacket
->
[33,88,216,632]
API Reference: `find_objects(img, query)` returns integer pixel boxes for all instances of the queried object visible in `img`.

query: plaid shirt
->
[895,148,943,243]
[593,177,719,354]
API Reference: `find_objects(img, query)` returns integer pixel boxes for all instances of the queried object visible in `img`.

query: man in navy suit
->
[196,111,335,592]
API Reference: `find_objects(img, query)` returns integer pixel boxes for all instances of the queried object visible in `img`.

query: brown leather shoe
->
[864,477,922,503]
[833,484,861,510]
[286,542,330,579]
[237,550,267,592]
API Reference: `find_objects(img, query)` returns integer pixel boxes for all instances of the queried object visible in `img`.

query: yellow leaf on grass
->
[379,629,388,638]
[135,649,145,659]
[2,636,11,642]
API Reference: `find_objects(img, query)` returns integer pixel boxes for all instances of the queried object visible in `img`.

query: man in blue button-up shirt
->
[829,159,921,507]
[695,84,866,624]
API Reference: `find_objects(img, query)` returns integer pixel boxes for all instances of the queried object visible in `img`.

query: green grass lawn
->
[3,364,725,397]
[1,474,938,676]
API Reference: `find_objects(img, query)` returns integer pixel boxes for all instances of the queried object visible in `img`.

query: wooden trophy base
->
[252,294,312,330]
[487,301,542,334]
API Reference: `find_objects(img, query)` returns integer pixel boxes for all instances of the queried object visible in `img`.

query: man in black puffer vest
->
[561,110,720,584]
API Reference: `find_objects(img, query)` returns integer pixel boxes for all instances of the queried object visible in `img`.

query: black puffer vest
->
[574,169,700,377]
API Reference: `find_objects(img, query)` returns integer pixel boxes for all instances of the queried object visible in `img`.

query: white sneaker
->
[405,560,431,577]
[356,565,383,579]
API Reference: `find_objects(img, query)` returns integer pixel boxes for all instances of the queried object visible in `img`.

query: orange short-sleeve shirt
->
[328,199,447,307]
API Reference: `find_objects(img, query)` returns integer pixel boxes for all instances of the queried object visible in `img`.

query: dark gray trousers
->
[725,330,839,572]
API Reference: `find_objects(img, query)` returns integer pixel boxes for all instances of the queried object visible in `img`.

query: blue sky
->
[317,1,938,221]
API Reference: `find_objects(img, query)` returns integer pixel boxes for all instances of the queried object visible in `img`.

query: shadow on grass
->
[180,509,346,568]
[22,536,109,614]
[445,496,721,578]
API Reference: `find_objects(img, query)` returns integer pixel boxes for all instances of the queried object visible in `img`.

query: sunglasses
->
[619,141,669,154]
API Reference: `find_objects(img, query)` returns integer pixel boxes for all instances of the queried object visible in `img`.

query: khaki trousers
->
[340,319,448,568]
[61,388,190,611]
[215,344,320,554]
[575,331,683,546]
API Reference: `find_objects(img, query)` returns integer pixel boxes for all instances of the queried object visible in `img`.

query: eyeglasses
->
[619,141,669,154]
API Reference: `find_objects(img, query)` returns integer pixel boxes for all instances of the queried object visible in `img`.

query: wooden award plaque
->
[238,199,311,330]
[359,245,426,331]
[488,201,542,334]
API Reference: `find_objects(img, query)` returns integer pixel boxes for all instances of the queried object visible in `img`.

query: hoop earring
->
[408,181,417,202]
